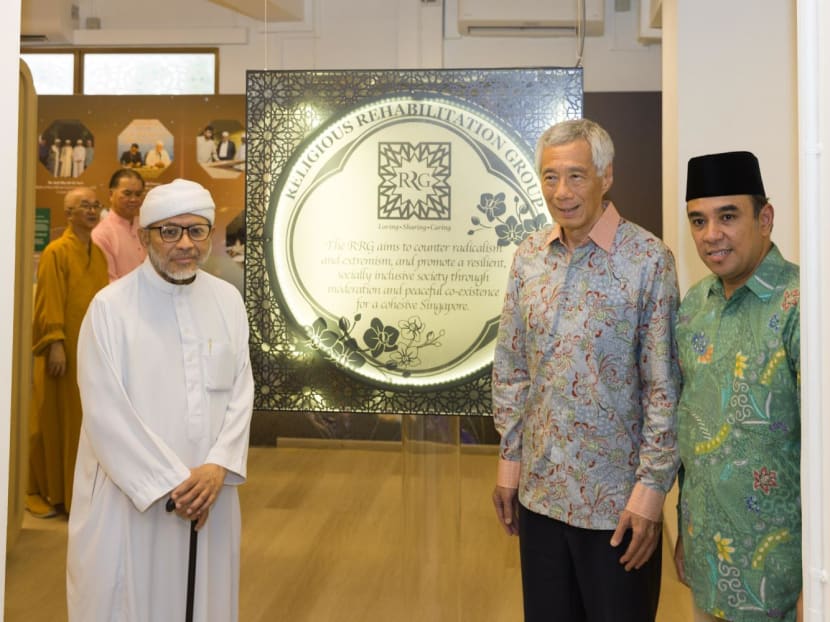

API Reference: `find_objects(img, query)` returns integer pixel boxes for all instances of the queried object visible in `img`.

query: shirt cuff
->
[496,458,520,489]
[625,482,665,523]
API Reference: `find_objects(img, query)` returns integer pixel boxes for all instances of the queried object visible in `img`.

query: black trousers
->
[518,504,662,622]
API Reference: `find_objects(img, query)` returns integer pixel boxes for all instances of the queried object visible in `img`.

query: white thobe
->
[59,145,73,177]
[68,259,254,622]
[145,148,171,168]
[72,145,86,177]
[196,136,216,163]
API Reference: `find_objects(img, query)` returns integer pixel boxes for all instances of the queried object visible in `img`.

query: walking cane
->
[167,498,198,622]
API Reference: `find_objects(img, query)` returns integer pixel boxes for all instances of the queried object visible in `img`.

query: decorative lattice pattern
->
[245,68,582,415]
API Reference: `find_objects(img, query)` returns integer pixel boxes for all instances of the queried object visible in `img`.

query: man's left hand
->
[170,463,227,528]
[610,509,661,571]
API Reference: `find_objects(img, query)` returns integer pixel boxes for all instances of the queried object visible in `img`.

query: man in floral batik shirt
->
[674,151,802,622]
[491,119,681,622]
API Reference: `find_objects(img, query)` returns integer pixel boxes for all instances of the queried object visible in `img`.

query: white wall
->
[72,0,660,93]
[662,0,798,293]
[444,0,661,92]
[797,1,830,618]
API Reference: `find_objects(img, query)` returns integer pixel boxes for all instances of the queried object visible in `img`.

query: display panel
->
[246,68,582,414]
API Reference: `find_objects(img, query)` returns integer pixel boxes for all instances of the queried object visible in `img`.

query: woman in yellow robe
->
[28,187,109,516]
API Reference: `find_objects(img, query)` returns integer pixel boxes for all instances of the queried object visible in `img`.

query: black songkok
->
[685,151,766,201]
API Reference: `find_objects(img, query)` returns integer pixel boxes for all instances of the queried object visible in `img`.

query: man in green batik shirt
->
[674,151,802,622]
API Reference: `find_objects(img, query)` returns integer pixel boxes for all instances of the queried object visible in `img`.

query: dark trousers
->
[518,504,662,622]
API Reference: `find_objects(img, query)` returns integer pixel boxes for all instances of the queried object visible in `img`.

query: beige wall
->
[69,0,660,93]
[662,0,797,294]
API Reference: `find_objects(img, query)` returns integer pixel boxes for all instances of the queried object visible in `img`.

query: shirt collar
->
[706,244,786,301]
[107,210,140,231]
[544,201,620,252]
[62,226,89,248]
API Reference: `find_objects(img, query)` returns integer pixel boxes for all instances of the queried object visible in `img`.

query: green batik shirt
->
[676,245,801,622]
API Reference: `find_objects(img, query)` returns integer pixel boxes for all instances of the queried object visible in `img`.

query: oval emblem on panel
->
[267,93,549,389]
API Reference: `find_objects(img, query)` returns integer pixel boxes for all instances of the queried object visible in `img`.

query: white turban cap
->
[139,178,215,227]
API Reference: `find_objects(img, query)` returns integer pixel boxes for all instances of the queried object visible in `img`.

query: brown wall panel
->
[36,95,245,239]
[584,91,663,238]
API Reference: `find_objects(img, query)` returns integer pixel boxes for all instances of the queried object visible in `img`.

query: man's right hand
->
[169,463,227,531]
[492,485,520,536]
[47,341,67,377]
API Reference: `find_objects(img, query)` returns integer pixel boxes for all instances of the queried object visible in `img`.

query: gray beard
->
[147,241,212,284]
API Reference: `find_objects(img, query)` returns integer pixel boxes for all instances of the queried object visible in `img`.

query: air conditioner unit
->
[21,0,78,44]
[458,0,604,37]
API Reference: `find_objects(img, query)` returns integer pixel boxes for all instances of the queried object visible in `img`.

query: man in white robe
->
[145,140,172,169]
[68,178,254,622]
[72,139,86,177]
[196,126,217,163]
[59,139,73,177]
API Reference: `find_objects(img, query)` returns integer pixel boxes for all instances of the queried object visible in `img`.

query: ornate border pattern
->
[245,68,582,414]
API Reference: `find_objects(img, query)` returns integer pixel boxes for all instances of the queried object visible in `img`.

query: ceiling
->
[206,0,306,22]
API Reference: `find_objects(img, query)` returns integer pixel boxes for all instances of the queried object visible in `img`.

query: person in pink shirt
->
[92,169,147,281]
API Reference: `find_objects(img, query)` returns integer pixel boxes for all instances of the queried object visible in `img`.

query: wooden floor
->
[4,443,694,621]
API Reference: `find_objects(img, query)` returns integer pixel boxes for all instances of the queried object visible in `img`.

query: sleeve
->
[626,246,682,520]
[492,255,529,489]
[91,227,118,282]
[76,297,191,512]
[204,290,255,485]
[32,244,67,355]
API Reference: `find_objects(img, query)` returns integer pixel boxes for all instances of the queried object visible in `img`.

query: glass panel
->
[402,414,461,620]
[20,53,75,95]
[82,53,215,95]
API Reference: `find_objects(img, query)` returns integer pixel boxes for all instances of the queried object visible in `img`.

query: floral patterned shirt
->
[676,244,801,621]
[493,203,681,530]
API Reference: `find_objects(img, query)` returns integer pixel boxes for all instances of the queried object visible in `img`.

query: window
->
[20,53,75,95]
[83,52,216,95]
[20,49,217,95]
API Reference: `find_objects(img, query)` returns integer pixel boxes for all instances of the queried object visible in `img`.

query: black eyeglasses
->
[75,201,104,211]
[146,224,213,243]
